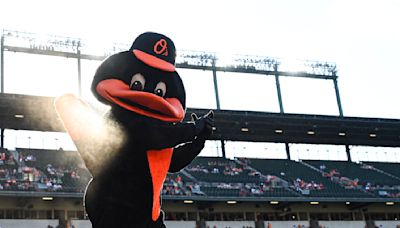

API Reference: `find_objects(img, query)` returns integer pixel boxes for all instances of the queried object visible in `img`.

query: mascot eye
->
[130,73,146,91]
[154,81,167,97]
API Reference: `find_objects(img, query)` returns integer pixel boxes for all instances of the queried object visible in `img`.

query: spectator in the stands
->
[175,175,183,188]
[190,183,204,195]
[46,164,57,176]
[211,167,219,173]
[0,152,6,165]
[6,155,15,165]
[70,170,80,179]
[365,182,372,191]
[250,186,263,195]
[248,171,261,177]
[293,178,324,191]
[239,187,249,197]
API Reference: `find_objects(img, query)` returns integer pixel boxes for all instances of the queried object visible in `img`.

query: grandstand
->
[0,30,400,228]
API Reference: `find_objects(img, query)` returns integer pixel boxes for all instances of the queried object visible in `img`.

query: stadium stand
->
[185,156,260,183]
[3,148,91,193]
[304,160,400,198]
[2,140,400,228]
[247,158,373,198]
[365,161,400,178]
[304,160,400,186]
[183,156,299,198]
[4,149,400,201]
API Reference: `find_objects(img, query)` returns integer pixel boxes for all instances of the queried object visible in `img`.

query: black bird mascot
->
[55,32,214,228]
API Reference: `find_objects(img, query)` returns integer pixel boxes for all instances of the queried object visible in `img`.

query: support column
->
[212,59,221,110]
[333,76,344,117]
[221,140,226,158]
[274,64,284,113]
[77,41,82,97]
[285,143,291,160]
[1,35,4,93]
[346,145,352,162]
[1,128,4,148]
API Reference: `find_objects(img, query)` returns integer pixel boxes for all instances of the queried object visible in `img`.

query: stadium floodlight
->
[303,60,337,76]
[176,50,216,67]
[227,200,237,204]
[2,30,339,79]
[215,53,279,71]
[270,201,279,205]
[310,201,319,205]
[183,200,193,204]
[2,30,82,53]
[275,129,283,134]
[1,29,130,57]
[386,202,395,206]
[345,201,351,205]
[14,114,24,118]
[278,58,337,77]
[338,132,346,136]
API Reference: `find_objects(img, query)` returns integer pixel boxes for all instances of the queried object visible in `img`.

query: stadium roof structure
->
[1,30,399,150]
[1,93,400,148]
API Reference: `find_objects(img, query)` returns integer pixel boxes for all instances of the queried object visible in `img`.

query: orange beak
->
[96,79,185,122]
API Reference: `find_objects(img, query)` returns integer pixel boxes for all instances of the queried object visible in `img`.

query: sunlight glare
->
[279,58,306,73]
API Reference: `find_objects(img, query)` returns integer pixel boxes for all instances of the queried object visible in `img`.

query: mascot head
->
[91,32,186,122]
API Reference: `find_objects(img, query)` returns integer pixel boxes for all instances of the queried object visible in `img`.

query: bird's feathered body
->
[55,32,214,228]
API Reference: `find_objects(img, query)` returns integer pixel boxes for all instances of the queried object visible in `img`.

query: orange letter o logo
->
[153,39,168,56]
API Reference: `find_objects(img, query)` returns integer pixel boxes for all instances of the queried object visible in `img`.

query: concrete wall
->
[3,219,399,228]
[0,219,58,228]
[206,221,255,228]
[70,220,197,228]
[165,221,197,228]
[374,220,400,228]
[264,221,309,228]
[71,219,92,228]
[318,221,365,228]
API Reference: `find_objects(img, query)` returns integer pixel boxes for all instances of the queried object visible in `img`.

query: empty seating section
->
[365,162,400,178]
[262,187,296,197]
[2,148,400,200]
[201,186,240,197]
[304,160,400,186]
[248,159,372,198]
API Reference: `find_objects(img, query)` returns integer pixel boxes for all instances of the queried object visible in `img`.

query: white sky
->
[1,0,399,118]
[0,0,399,161]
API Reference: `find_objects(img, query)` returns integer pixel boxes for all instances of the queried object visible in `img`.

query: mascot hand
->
[192,111,214,139]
